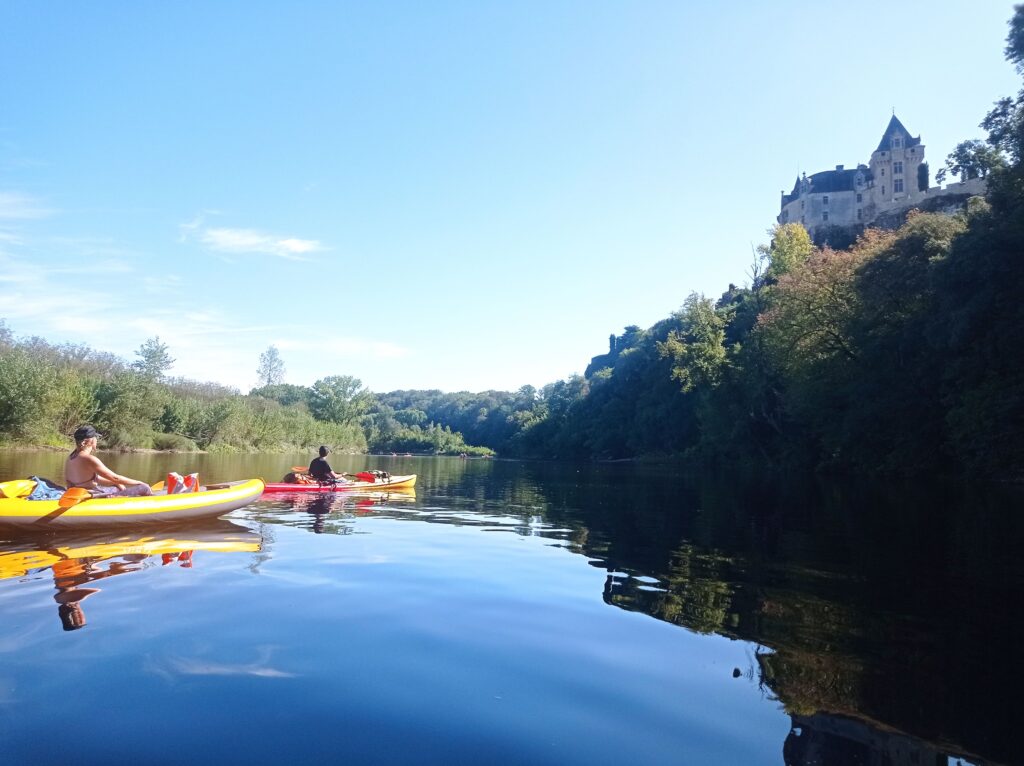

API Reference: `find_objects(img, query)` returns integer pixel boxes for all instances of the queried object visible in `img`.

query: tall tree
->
[256,345,286,386]
[759,223,814,282]
[658,293,729,393]
[935,139,1006,183]
[1008,2,1024,73]
[131,336,174,379]
[309,375,374,424]
[981,6,1024,167]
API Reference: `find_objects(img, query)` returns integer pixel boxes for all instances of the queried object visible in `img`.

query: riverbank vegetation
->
[3,9,1021,477]
[0,332,490,456]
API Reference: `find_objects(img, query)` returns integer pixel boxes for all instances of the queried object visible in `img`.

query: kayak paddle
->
[57,488,92,509]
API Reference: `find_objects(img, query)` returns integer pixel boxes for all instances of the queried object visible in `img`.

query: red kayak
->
[262,474,417,493]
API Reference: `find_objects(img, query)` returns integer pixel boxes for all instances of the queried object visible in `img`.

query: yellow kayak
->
[0,478,265,527]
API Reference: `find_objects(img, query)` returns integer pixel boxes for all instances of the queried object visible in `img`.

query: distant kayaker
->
[308,446,347,484]
[65,425,153,497]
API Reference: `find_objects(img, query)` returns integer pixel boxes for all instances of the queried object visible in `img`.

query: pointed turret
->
[875,115,921,152]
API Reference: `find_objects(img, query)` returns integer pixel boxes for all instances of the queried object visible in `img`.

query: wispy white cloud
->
[177,210,222,242]
[179,214,325,261]
[0,191,52,220]
[200,227,323,261]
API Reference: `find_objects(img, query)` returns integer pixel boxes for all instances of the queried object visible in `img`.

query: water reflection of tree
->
[603,543,736,635]
[509,463,1024,766]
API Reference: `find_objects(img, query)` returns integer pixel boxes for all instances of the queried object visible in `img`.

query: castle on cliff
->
[779,115,986,243]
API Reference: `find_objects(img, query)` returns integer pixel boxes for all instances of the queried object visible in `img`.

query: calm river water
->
[0,451,1020,765]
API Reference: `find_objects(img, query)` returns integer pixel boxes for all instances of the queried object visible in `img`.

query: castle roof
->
[782,166,872,205]
[807,168,859,193]
[875,114,922,153]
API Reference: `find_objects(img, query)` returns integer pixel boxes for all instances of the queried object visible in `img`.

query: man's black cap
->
[73,425,102,441]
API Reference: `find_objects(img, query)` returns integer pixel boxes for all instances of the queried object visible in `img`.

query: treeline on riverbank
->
[0,333,491,456]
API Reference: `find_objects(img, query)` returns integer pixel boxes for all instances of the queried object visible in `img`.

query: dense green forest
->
[3,9,1023,478]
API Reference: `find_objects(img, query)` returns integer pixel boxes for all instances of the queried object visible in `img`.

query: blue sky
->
[0,2,1018,393]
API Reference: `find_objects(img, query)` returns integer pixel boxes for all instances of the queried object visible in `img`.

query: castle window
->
[822,211,829,221]
[894,179,904,193]
[882,185,886,196]
[800,200,804,210]
[894,161,903,175]
[881,168,885,176]
[823,195,829,205]
[892,137,902,148]
[856,192,862,203]
[857,208,862,220]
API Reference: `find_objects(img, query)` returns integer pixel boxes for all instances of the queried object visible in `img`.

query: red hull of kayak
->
[262,474,416,493]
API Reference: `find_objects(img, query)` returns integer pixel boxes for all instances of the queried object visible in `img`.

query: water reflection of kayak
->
[281,489,416,512]
[0,479,265,527]
[0,518,263,579]
[262,474,417,493]
[0,519,262,631]
[268,490,416,534]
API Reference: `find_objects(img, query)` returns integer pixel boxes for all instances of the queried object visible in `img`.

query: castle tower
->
[868,115,926,210]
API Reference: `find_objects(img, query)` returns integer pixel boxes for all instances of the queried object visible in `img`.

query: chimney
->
[836,164,844,171]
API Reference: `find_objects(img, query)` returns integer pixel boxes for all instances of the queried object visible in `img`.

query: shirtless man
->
[65,425,153,497]
[308,446,347,484]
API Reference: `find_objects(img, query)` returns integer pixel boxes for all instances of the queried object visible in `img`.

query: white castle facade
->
[778,115,986,241]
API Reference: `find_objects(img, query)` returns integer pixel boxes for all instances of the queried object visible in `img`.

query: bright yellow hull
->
[0,479,265,527]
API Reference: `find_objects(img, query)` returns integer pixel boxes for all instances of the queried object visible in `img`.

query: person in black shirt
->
[308,446,345,484]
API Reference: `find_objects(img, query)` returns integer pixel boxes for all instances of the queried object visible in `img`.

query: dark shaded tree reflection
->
[512,463,1023,766]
